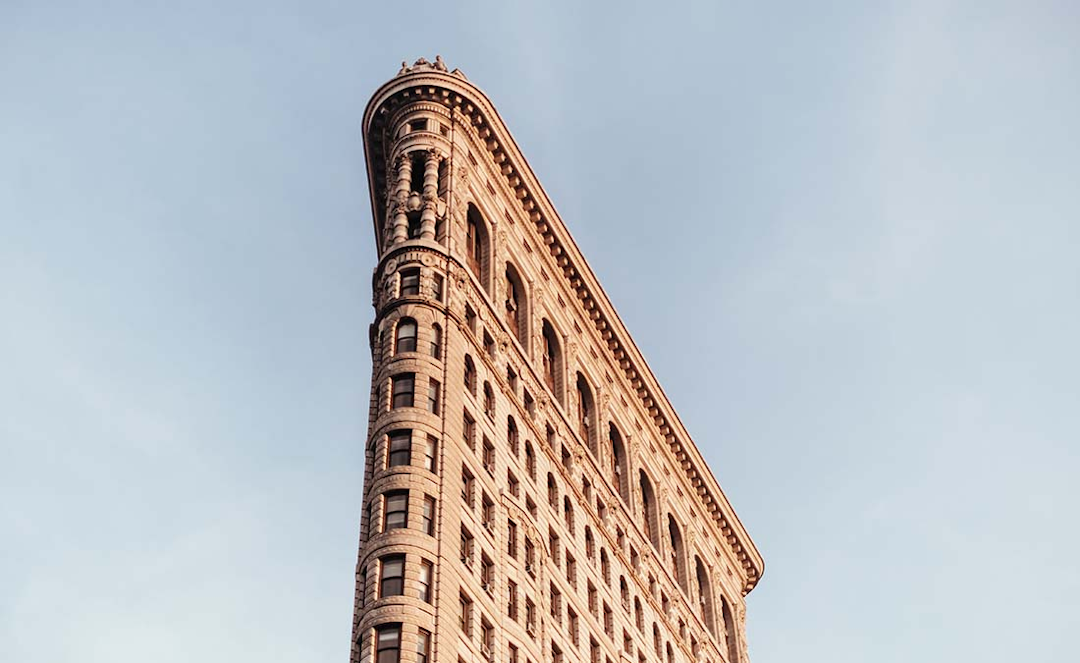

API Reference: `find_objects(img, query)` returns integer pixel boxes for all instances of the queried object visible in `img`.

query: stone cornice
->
[362,68,764,595]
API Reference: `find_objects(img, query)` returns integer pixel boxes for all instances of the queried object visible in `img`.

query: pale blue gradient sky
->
[2,1,1078,662]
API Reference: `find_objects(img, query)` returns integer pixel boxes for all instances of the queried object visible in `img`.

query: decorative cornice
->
[362,62,764,594]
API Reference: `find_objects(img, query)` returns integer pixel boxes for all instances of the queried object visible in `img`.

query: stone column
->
[420,150,440,240]
[391,154,412,244]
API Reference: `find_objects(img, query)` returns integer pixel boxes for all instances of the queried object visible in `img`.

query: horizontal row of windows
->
[358,554,434,607]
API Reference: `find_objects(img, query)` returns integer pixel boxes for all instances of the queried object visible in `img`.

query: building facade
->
[351,57,764,663]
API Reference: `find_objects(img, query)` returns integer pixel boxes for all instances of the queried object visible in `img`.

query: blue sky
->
[2,1,1078,661]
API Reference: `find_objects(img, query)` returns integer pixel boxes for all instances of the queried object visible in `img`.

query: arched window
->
[466,204,489,288]
[541,320,562,404]
[563,496,575,534]
[639,470,661,550]
[695,556,717,636]
[721,595,738,663]
[585,526,595,561]
[547,473,559,509]
[653,624,662,657]
[600,548,610,586]
[576,373,595,453]
[430,323,442,358]
[619,576,630,612]
[464,355,476,396]
[395,318,417,354]
[609,423,630,503]
[525,441,536,481]
[634,598,644,632]
[667,515,688,594]
[666,642,674,663]
[504,263,527,346]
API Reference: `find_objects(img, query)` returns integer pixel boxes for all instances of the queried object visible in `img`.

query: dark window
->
[375,624,401,663]
[407,212,421,239]
[464,355,476,395]
[421,495,436,536]
[379,555,405,597]
[430,323,442,358]
[387,430,411,467]
[400,268,420,296]
[383,491,408,530]
[466,205,486,281]
[395,319,417,353]
[483,382,495,418]
[391,374,415,408]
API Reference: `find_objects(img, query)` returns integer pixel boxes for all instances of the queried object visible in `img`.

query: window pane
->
[388,431,411,467]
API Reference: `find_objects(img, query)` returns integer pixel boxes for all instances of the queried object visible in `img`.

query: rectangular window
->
[482,437,495,475]
[391,374,415,408]
[483,331,495,359]
[375,623,401,663]
[421,495,436,536]
[507,470,520,497]
[383,491,408,530]
[461,466,475,510]
[524,389,535,419]
[465,304,477,334]
[387,430,411,468]
[481,493,494,530]
[481,554,494,594]
[588,582,598,616]
[524,537,535,572]
[430,324,442,358]
[418,559,433,603]
[417,629,431,663]
[525,598,536,636]
[507,519,518,558]
[566,552,577,588]
[509,644,519,663]
[508,579,518,620]
[463,412,475,451]
[568,607,579,646]
[424,436,438,473]
[603,603,613,637]
[432,273,445,302]
[549,583,562,624]
[427,378,440,414]
[460,526,474,568]
[400,268,420,296]
[459,592,473,636]
[379,555,405,597]
[481,618,494,655]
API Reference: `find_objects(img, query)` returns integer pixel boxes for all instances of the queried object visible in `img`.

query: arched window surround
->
[541,319,564,406]
[504,261,528,349]
[465,203,492,294]
[667,514,689,594]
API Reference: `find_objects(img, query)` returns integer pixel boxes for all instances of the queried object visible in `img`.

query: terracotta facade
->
[351,57,764,663]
